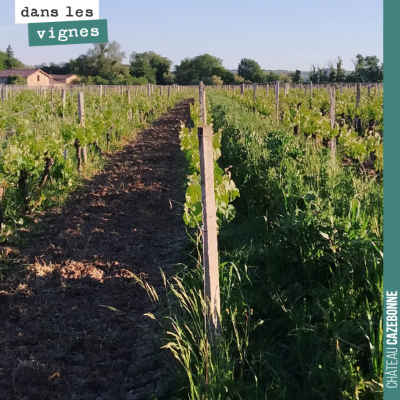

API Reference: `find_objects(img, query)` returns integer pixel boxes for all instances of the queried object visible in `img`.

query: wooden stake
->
[199,82,207,124]
[78,92,87,165]
[198,125,221,340]
[275,81,279,120]
[330,86,337,157]
[61,89,66,118]
[355,84,361,128]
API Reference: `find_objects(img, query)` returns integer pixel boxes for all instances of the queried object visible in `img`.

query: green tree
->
[163,72,175,85]
[174,54,224,84]
[364,55,383,82]
[353,54,366,82]
[3,45,23,69]
[203,75,223,85]
[106,41,126,64]
[278,73,292,83]
[233,74,244,84]
[309,65,318,83]
[149,53,172,84]
[329,67,337,82]
[7,74,27,85]
[130,54,157,84]
[69,42,129,80]
[318,67,329,83]
[336,57,346,82]
[238,58,264,83]
[346,54,383,83]
[212,66,234,84]
[264,71,279,83]
[5,45,14,59]
[0,50,7,71]
[289,70,303,83]
[36,62,70,75]
[130,52,172,84]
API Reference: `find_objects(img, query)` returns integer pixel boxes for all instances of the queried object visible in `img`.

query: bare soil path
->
[0,99,192,400]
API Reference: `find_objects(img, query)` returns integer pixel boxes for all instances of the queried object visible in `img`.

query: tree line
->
[0,46,24,71]
[1,43,383,86]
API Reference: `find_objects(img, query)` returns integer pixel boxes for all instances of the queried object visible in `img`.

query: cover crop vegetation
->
[164,86,383,400]
[0,87,184,239]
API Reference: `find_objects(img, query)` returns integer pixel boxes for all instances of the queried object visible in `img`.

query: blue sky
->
[0,0,383,71]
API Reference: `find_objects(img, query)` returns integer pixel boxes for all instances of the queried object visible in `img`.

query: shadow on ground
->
[0,99,193,400]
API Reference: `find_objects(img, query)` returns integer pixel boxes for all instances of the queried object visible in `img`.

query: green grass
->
[154,91,383,400]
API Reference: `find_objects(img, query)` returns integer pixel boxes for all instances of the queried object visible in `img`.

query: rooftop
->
[0,69,50,78]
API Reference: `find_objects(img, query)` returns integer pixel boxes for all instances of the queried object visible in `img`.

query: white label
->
[15,1,99,24]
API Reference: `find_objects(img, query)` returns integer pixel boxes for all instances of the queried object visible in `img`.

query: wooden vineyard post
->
[355,84,361,129]
[329,86,337,157]
[275,81,279,120]
[61,86,68,161]
[99,85,102,98]
[168,86,171,98]
[266,84,269,96]
[310,81,313,98]
[75,92,84,171]
[253,83,257,101]
[199,82,207,124]
[198,125,222,340]
[62,89,66,118]
[1,86,3,101]
[80,91,87,164]
[241,83,244,95]
[148,83,151,99]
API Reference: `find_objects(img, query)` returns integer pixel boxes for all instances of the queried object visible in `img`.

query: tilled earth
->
[0,99,192,400]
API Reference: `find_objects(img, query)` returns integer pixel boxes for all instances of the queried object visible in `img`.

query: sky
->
[0,0,383,71]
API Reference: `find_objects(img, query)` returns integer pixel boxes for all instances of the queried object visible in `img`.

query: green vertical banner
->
[384,1,400,398]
